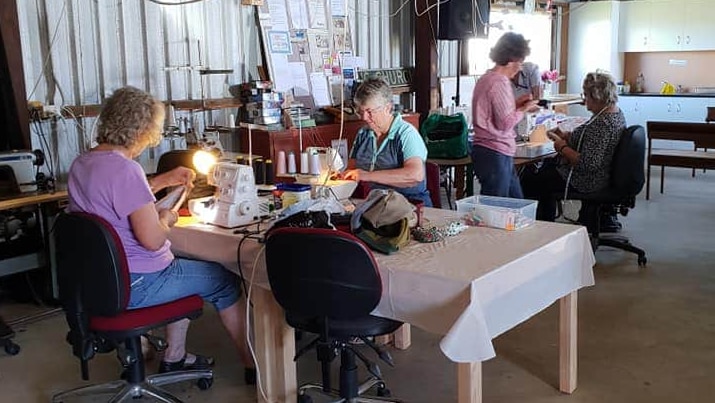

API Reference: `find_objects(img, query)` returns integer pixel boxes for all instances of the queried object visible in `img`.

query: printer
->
[0,151,38,193]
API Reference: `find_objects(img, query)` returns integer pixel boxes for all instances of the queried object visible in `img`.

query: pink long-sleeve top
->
[471,70,524,156]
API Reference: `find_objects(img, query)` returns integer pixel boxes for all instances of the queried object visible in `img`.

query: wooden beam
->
[62,98,244,118]
[0,0,30,150]
[414,5,439,125]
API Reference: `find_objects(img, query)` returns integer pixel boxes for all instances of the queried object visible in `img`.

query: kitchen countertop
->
[620,92,715,98]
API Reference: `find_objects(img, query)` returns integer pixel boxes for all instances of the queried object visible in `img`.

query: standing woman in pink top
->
[471,32,539,198]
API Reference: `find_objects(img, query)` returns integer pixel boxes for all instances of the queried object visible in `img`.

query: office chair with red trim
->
[52,212,213,403]
[266,227,403,403]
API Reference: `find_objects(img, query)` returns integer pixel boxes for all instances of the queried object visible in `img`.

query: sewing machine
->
[294,146,357,201]
[0,151,38,193]
[188,161,261,228]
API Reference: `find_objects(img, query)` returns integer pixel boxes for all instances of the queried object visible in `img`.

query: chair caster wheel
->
[376,384,391,397]
[638,256,647,267]
[297,392,313,403]
[197,377,213,390]
[3,342,20,356]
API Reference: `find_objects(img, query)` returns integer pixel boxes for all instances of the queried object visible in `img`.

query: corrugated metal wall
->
[17,0,440,179]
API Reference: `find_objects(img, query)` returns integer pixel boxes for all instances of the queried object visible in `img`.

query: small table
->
[427,156,473,209]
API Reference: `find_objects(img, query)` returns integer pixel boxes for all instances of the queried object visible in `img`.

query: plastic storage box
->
[456,195,538,231]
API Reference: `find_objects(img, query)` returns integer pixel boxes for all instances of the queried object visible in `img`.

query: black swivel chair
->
[52,213,213,402]
[561,125,648,266]
[265,227,403,403]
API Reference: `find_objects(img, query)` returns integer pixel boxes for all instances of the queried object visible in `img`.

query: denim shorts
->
[128,258,239,312]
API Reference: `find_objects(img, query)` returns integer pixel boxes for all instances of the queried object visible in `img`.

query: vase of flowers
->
[540,69,564,97]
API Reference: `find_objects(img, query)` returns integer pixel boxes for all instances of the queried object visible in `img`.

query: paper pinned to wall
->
[266,0,290,30]
[310,73,332,106]
[330,0,346,16]
[267,31,292,53]
[272,53,293,93]
[289,62,311,96]
[288,0,310,29]
[308,0,327,29]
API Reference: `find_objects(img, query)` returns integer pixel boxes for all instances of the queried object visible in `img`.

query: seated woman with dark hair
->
[520,71,626,221]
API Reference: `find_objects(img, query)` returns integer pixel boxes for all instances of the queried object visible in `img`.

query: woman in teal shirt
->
[343,78,432,206]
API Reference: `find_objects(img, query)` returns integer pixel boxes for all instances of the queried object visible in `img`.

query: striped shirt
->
[471,70,524,156]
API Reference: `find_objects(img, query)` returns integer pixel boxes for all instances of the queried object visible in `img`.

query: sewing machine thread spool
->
[235,155,245,165]
[276,151,286,174]
[253,158,265,184]
[300,152,309,174]
[265,159,274,184]
[287,151,297,174]
[309,153,321,176]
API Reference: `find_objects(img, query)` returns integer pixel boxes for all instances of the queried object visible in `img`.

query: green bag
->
[420,113,469,159]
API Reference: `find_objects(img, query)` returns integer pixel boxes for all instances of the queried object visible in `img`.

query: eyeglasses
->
[357,104,387,120]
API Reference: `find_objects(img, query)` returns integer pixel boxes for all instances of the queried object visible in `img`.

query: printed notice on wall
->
[268,31,292,53]
[266,0,289,30]
[330,0,346,16]
[308,0,327,29]
[288,0,309,29]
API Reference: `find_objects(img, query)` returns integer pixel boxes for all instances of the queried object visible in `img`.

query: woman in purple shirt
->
[471,32,539,198]
[67,87,255,383]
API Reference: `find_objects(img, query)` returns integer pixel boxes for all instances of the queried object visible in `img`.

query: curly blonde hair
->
[96,86,164,149]
[582,72,618,105]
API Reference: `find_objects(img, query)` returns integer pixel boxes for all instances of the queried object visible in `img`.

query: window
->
[468,11,552,76]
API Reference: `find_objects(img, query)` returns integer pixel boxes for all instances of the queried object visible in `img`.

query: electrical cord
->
[144,0,206,6]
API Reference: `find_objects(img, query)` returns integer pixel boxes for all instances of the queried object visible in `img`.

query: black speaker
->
[437,0,490,40]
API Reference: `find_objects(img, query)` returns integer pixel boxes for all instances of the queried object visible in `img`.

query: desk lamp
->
[187,150,261,228]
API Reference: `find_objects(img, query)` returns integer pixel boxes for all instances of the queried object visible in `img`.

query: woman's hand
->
[150,166,196,192]
[516,96,539,113]
[342,169,366,182]
[158,209,179,228]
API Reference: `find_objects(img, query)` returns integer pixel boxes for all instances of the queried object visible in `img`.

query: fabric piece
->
[471,70,524,156]
[355,217,410,255]
[169,208,596,362]
[361,190,414,228]
[350,113,431,205]
[68,150,173,274]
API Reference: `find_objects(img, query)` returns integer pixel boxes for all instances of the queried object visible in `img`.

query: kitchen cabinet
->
[620,96,715,149]
[618,0,715,52]
[618,0,652,52]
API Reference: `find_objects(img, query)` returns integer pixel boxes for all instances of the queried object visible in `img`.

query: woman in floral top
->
[521,72,625,221]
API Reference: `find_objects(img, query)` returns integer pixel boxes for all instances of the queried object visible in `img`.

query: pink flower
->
[541,69,562,83]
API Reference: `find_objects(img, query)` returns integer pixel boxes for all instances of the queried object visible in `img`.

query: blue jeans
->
[128,258,239,311]
[471,145,523,198]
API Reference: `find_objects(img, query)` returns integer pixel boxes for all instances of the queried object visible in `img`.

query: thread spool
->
[235,155,245,165]
[276,151,286,175]
[287,151,297,174]
[300,152,309,174]
[229,113,235,128]
[265,159,274,184]
[253,158,265,185]
[309,153,321,176]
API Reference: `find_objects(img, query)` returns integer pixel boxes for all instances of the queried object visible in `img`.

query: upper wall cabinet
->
[619,0,715,52]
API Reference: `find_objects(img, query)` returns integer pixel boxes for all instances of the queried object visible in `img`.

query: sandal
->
[158,354,215,374]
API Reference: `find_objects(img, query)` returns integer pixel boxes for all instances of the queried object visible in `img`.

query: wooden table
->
[0,189,68,211]
[169,208,595,403]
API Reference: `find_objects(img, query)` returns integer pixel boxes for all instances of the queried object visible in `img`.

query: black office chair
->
[52,212,212,402]
[561,125,647,266]
[265,227,403,403]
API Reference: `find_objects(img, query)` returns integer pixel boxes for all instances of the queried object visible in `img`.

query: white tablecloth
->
[168,208,595,363]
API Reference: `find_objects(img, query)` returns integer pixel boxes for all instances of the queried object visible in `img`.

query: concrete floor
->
[1,168,714,403]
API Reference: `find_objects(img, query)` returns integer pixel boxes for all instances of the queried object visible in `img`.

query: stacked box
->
[237,81,284,126]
